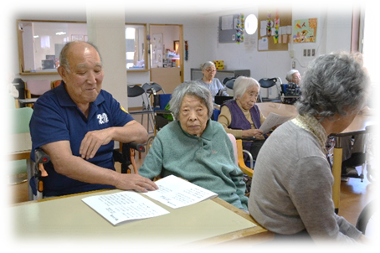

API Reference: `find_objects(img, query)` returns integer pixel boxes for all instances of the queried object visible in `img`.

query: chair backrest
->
[142,82,165,95]
[227,133,239,166]
[11,107,33,134]
[258,78,278,88]
[158,94,171,110]
[26,80,51,96]
[127,85,145,97]
[52,80,62,89]
[224,78,236,90]
[1,91,16,110]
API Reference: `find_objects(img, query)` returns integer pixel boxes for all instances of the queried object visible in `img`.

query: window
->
[17,20,149,75]
[125,24,148,71]
[17,20,87,75]
[363,2,380,82]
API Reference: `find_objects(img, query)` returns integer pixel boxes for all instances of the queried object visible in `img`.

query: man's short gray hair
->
[233,76,260,100]
[296,52,369,120]
[59,41,102,72]
[169,81,214,120]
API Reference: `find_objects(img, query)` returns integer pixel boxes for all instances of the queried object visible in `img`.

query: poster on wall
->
[151,33,163,68]
[293,18,317,43]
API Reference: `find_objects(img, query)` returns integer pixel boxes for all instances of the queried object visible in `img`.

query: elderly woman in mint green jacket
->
[139,81,248,211]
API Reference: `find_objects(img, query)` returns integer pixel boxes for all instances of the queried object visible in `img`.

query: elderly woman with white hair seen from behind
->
[218,76,267,161]
[248,52,369,243]
[139,81,248,211]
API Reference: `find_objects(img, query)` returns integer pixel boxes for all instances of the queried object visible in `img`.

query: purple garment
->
[223,100,261,151]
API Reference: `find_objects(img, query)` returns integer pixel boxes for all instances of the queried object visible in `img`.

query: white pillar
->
[86,6,128,109]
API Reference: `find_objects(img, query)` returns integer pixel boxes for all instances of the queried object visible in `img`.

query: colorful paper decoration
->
[273,11,279,44]
[266,13,272,36]
[293,18,318,43]
[236,13,244,44]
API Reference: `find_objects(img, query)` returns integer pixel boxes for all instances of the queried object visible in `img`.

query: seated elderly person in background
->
[285,69,301,86]
[249,52,369,243]
[198,61,229,100]
[2,72,19,98]
[138,81,248,211]
[217,76,266,161]
[29,41,157,197]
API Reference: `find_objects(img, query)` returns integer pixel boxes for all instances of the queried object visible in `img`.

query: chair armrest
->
[236,139,253,178]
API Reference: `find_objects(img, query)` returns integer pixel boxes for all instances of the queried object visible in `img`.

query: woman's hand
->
[242,129,264,139]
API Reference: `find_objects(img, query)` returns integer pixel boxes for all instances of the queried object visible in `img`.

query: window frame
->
[17,20,149,75]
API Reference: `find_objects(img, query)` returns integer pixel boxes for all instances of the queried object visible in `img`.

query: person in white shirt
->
[197,61,229,100]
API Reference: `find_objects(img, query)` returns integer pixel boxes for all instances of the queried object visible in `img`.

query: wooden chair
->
[51,80,62,89]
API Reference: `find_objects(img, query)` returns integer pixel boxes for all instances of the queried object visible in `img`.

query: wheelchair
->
[341,125,375,183]
[326,125,380,184]
[144,91,173,154]
[31,142,145,200]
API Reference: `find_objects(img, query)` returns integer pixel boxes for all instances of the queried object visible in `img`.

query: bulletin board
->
[219,14,243,43]
[257,8,292,51]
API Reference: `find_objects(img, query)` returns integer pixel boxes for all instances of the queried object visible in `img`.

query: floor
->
[9,113,375,227]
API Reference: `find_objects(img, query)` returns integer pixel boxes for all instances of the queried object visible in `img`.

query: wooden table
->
[256,102,297,118]
[11,189,273,248]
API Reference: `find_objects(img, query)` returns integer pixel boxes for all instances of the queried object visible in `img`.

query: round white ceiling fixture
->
[245,14,258,35]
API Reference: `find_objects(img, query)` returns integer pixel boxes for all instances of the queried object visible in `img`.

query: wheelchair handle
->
[128,142,146,152]
[35,148,50,164]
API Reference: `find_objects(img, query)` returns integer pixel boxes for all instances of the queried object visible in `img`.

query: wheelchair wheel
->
[356,198,379,241]
[367,169,380,184]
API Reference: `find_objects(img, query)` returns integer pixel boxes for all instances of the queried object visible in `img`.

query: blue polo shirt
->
[29,84,134,196]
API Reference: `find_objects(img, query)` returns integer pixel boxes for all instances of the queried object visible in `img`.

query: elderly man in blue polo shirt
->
[29,41,158,197]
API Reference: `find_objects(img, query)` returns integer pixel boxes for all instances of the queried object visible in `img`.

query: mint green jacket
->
[139,120,248,211]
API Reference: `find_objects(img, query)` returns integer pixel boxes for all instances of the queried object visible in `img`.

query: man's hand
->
[80,128,113,160]
[114,174,158,193]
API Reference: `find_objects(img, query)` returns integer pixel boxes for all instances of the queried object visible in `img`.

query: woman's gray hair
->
[285,69,300,82]
[233,76,260,100]
[169,81,214,120]
[200,61,215,70]
[297,52,369,120]
[59,41,102,72]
